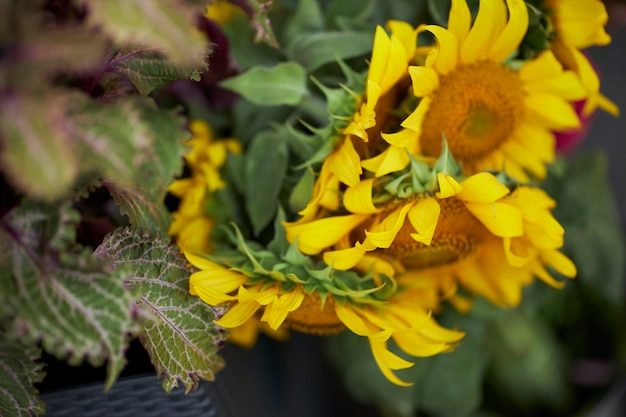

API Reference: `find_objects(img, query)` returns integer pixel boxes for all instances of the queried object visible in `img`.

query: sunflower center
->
[380,198,489,268]
[420,62,524,162]
[285,293,345,336]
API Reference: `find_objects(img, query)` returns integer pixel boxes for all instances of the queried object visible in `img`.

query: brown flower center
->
[420,62,525,163]
[376,198,489,268]
[285,293,345,335]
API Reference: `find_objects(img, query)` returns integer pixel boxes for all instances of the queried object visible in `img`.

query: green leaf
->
[0,341,45,417]
[325,308,489,417]
[542,152,626,305]
[108,48,202,95]
[94,228,226,393]
[0,92,78,200]
[326,0,377,30]
[67,95,188,231]
[281,0,325,42]
[426,0,452,26]
[426,0,477,27]
[231,99,292,144]
[219,62,308,106]
[220,12,284,69]
[485,310,570,413]
[0,201,142,391]
[244,130,289,235]
[286,31,374,73]
[84,0,209,68]
[288,167,315,213]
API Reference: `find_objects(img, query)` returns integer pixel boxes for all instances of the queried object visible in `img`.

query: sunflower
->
[205,0,242,24]
[284,148,576,310]
[185,222,464,386]
[168,119,240,252]
[304,21,418,208]
[542,0,619,117]
[362,0,589,183]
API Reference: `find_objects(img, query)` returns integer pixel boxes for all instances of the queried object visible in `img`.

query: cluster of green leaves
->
[0,0,278,415]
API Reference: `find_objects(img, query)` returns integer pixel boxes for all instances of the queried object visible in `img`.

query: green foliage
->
[485,310,570,414]
[0,201,143,390]
[220,61,308,106]
[0,342,46,417]
[543,152,626,305]
[94,228,226,393]
[286,31,375,72]
[244,129,290,234]
[0,0,232,411]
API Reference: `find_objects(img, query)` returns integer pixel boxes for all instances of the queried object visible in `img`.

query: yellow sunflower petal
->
[514,123,555,163]
[334,303,379,336]
[227,318,260,348]
[392,332,448,357]
[523,71,586,101]
[189,268,248,294]
[401,96,431,132]
[344,178,380,214]
[456,172,510,203]
[593,94,620,117]
[541,249,577,278]
[369,339,414,387]
[366,145,411,177]
[418,318,465,343]
[448,0,471,45]
[503,236,532,268]
[489,0,528,62]
[552,0,611,48]
[464,202,524,237]
[190,283,237,305]
[167,178,194,197]
[369,26,392,87]
[423,25,458,75]
[533,265,567,289]
[369,27,409,95]
[435,173,463,199]
[261,287,305,330]
[519,50,564,83]
[365,202,415,248]
[525,93,581,130]
[460,0,507,64]
[285,213,369,255]
[323,246,367,270]
[330,137,362,187]
[387,20,418,62]
[381,128,420,148]
[407,197,441,245]
[214,300,261,328]
[185,250,222,271]
[408,66,439,97]
[240,284,280,305]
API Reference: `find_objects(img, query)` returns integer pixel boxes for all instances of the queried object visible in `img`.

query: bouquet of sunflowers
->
[1,0,624,416]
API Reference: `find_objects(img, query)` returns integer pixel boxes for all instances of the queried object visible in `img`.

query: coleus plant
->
[0,0,276,415]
